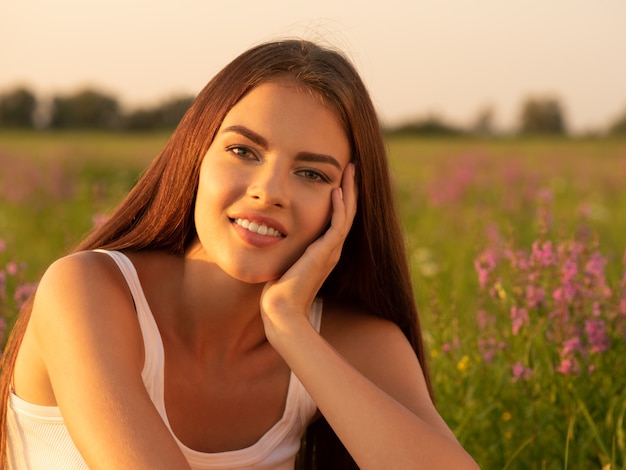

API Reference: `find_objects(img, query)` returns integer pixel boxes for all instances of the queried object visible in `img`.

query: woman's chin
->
[230,269,284,285]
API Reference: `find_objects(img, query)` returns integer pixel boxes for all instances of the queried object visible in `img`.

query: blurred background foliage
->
[2,84,626,137]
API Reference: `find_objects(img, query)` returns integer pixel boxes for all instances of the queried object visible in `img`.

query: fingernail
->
[338,187,343,200]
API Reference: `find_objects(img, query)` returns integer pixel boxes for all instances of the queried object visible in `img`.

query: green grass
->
[1,130,625,468]
[0,130,169,275]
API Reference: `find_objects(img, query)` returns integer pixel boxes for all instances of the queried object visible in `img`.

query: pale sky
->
[1,0,625,133]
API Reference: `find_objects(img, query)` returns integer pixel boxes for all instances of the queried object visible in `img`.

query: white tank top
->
[6,250,322,469]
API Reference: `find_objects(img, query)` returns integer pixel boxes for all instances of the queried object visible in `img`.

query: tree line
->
[1,85,626,136]
[0,87,194,131]
[386,98,626,138]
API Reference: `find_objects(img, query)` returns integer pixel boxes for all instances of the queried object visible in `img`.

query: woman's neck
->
[130,248,269,362]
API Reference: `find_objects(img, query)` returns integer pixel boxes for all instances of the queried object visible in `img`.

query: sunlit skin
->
[190,80,351,284]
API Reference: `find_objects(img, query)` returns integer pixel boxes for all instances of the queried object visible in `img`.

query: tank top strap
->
[92,249,165,401]
[310,298,323,332]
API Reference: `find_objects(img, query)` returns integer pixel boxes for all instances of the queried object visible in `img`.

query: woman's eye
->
[229,146,256,160]
[298,169,329,183]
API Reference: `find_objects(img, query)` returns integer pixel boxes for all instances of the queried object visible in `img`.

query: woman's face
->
[193,80,351,283]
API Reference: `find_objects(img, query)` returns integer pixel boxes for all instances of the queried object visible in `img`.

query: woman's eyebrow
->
[295,152,342,170]
[222,125,342,170]
[222,125,268,149]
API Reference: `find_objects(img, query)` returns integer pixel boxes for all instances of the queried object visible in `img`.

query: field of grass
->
[1,130,625,469]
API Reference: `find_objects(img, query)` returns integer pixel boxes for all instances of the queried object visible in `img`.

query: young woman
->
[0,39,478,469]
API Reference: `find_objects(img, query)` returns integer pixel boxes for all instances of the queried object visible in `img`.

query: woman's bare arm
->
[24,252,191,469]
[267,307,478,469]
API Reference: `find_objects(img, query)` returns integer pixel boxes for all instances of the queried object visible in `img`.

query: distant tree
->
[471,106,496,136]
[50,89,121,129]
[158,95,194,128]
[518,96,567,135]
[0,87,37,128]
[124,95,194,131]
[386,115,465,137]
[124,108,163,130]
[608,107,626,135]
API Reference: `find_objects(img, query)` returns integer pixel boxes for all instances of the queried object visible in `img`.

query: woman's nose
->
[246,165,289,208]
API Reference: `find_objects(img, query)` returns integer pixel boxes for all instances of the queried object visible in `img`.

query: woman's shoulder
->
[320,299,411,360]
[43,249,124,282]
[321,298,402,334]
[319,298,431,412]
[33,250,140,330]
[42,249,169,290]
[14,251,146,405]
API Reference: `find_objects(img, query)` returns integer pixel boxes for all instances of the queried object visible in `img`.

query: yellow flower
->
[504,432,512,440]
[494,281,507,300]
[430,348,440,359]
[501,411,512,421]
[456,355,471,372]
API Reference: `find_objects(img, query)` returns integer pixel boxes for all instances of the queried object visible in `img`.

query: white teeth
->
[234,218,283,237]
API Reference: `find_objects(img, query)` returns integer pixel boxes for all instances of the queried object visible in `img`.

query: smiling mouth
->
[232,218,285,238]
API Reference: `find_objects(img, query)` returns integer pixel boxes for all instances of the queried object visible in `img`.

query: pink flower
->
[14,282,38,309]
[92,214,109,229]
[585,251,606,279]
[585,319,609,354]
[474,249,497,290]
[511,306,529,336]
[531,240,555,267]
[526,285,545,309]
[536,188,553,203]
[478,337,504,363]
[512,362,532,381]
[505,248,529,271]
[592,302,601,317]
[476,310,497,330]
[553,283,578,304]
[561,259,578,284]
[561,337,581,356]
[6,262,18,276]
[557,358,580,375]
[0,271,6,299]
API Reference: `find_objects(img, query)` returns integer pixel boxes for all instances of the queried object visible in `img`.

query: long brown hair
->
[0,39,431,468]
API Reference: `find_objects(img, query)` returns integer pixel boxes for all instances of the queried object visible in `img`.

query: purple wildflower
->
[476,310,490,329]
[6,262,18,276]
[478,337,506,363]
[475,249,498,290]
[556,358,580,375]
[92,214,109,229]
[512,362,532,381]
[561,337,582,356]
[511,306,529,336]
[531,240,555,267]
[526,285,546,309]
[0,270,5,300]
[14,282,38,310]
[585,319,610,354]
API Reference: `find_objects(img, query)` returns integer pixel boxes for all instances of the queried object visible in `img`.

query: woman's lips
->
[229,216,287,248]
[233,218,285,238]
